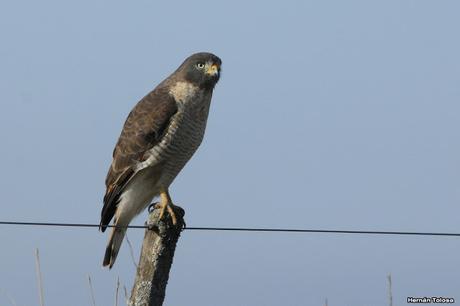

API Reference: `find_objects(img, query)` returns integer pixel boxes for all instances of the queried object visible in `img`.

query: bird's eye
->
[196,62,205,69]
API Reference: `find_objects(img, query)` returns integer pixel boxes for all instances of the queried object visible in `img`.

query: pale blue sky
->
[0,1,459,305]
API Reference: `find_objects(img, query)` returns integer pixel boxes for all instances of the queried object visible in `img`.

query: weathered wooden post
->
[129,205,185,306]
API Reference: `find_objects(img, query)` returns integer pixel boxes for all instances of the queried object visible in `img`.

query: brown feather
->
[100,85,178,231]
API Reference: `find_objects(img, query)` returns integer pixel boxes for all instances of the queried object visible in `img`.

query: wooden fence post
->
[129,205,185,306]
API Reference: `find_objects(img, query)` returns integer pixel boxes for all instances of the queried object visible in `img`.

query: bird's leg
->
[155,188,178,225]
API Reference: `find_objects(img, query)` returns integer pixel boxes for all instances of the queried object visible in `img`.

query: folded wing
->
[100,87,178,231]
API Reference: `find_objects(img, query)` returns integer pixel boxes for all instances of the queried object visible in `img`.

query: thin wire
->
[0,221,145,229]
[0,220,460,237]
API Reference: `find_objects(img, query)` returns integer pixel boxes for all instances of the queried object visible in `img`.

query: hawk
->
[100,52,221,268]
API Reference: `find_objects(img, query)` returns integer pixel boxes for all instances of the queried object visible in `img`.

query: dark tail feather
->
[103,227,126,268]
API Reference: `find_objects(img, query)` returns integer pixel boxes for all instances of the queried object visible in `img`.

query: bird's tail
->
[103,225,126,269]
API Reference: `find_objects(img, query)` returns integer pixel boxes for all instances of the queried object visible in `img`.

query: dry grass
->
[34,248,45,306]
[114,276,120,306]
[125,233,138,270]
[88,275,97,306]
[387,274,393,306]
[0,288,18,306]
[2,249,397,306]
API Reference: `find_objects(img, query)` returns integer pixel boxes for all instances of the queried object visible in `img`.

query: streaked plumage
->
[101,52,221,268]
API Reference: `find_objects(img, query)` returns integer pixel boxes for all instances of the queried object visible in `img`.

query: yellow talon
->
[156,189,178,225]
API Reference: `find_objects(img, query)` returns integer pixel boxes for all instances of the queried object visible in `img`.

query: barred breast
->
[140,81,213,189]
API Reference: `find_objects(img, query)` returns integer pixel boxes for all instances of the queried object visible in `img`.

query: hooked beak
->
[205,63,220,76]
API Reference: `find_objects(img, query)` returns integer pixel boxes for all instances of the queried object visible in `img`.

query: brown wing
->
[100,86,178,231]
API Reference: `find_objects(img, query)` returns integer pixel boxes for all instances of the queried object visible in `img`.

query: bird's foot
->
[148,202,158,214]
[155,201,178,225]
[148,189,185,230]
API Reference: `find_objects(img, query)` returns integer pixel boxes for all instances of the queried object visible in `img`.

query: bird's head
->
[176,52,222,89]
